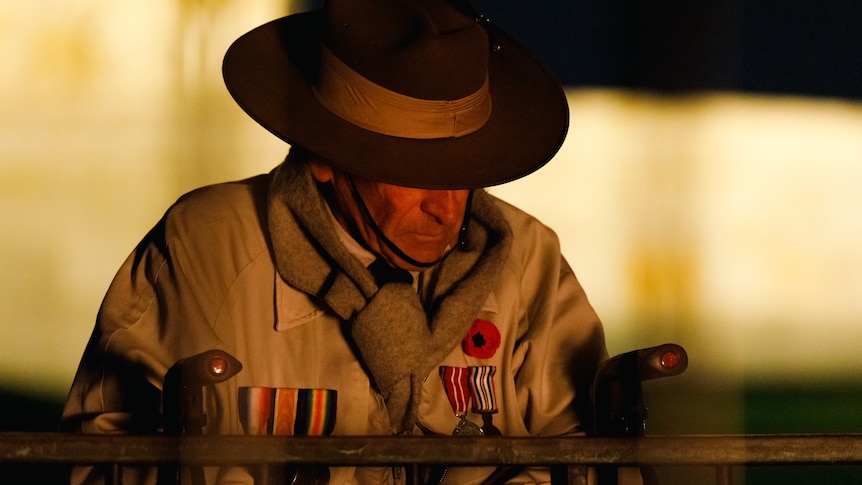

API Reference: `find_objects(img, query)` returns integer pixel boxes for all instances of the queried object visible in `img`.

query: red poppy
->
[462,319,501,359]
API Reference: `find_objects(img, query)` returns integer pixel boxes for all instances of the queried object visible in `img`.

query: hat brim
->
[223,11,568,189]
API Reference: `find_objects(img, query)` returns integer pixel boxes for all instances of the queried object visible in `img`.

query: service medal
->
[452,414,484,436]
[439,366,484,436]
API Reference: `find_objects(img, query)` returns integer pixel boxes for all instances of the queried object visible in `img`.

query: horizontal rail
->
[3,433,862,467]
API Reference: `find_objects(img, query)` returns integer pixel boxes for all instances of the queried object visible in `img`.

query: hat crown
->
[222,0,569,189]
[323,0,489,100]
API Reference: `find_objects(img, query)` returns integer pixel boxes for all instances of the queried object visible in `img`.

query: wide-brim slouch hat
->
[223,0,569,189]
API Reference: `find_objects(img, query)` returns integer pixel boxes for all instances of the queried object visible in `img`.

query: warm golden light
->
[2,1,862,404]
[492,91,862,382]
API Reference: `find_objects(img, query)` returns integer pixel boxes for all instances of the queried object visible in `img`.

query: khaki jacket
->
[63,168,608,485]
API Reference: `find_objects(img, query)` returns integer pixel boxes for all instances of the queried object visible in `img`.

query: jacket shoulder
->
[160,174,271,243]
[135,173,274,282]
[168,174,268,223]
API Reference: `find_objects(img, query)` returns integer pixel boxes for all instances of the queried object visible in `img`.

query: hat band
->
[312,45,492,139]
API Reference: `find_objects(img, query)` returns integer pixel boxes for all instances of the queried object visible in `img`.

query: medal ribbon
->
[272,388,298,435]
[439,366,471,415]
[239,387,337,436]
[468,366,498,413]
[238,387,275,435]
[294,388,338,436]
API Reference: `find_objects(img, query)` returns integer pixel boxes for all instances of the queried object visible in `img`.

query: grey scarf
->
[267,161,512,433]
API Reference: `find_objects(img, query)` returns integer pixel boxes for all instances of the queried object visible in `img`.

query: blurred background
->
[2,0,861,483]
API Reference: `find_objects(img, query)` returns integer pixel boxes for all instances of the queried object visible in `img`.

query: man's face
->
[309,162,470,271]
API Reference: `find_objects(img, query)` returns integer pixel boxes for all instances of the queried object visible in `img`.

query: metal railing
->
[3,432,862,484]
[10,345,857,483]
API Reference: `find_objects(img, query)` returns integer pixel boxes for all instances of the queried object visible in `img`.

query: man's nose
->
[421,190,470,225]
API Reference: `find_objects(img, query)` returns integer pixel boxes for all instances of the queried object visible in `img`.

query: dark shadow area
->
[0,388,63,432]
[643,378,862,484]
[742,383,862,485]
[472,0,862,100]
[0,388,69,483]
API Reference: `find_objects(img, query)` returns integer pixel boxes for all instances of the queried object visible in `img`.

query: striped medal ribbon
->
[439,366,483,436]
[238,387,336,485]
[238,387,337,436]
[294,388,338,436]
[467,366,501,436]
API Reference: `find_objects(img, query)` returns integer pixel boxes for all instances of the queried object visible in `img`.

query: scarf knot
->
[267,160,512,433]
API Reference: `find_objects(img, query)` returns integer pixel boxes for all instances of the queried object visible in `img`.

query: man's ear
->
[308,161,334,183]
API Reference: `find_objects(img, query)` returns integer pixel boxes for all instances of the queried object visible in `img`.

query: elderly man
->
[63,0,637,483]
